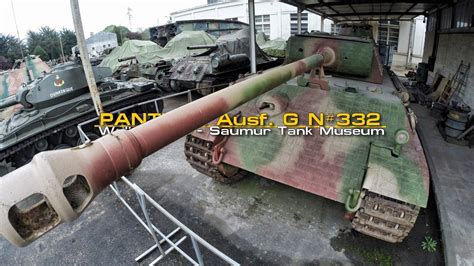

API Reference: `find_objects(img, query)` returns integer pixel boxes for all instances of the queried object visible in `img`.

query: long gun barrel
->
[0,55,323,247]
[0,95,18,109]
[118,56,137,62]
[187,44,218,50]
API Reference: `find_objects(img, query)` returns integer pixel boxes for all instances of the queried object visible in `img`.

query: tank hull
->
[186,71,429,243]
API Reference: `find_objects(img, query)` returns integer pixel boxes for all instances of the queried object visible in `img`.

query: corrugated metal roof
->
[281,0,453,21]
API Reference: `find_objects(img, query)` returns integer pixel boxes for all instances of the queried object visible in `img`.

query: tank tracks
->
[185,136,419,243]
[352,192,420,243]
[184,135,246,183]
[0,91,161,171]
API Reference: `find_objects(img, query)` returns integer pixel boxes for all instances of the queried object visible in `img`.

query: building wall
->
[392,17,426,68]
[171,1,332,40]
[422,0,474,109]
[433,33,474,108]
[172,1,424,69]
[422,31,435,62]
[71,32,118,57]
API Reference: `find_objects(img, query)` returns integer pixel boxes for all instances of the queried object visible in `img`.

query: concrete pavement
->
[414,104,474,266]
[0,95,443,265]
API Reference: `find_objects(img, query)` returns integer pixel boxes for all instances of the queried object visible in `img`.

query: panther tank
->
[185,32,429,243]
[165,28,282,95]
[0,61,163,174]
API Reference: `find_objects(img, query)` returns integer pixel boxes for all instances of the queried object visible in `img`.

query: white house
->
[72,31,118,57]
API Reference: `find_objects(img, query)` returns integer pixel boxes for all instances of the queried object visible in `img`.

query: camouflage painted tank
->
[185,33,429,243]
[165,28,282,95]
[0,61,163,175]
[0,56,52,120]
[0,55,51,99]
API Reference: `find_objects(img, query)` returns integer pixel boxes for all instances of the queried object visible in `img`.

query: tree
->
[26,26,62,60]
[59,28,77,56]
[0,56,10,70]
[0,34,26,70]
[33,46,48,61]
[104,25,130,45]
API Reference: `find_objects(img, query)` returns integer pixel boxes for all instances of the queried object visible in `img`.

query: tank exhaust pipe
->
[0,55,324,247]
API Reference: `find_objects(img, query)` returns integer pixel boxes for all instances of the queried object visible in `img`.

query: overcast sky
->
[0,0,207,39]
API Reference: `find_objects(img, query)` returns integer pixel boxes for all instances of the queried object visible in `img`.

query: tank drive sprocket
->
[352,191,420,243]
[184,135,247,183]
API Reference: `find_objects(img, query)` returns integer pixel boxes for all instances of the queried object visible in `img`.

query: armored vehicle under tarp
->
[128,31,217,87]
[185,32,429,243]
[165,28,282,95]
[0,62,163,174]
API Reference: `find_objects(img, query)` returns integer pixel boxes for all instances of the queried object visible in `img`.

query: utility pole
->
[127,7,133,30]
[59,36,66,63]
[248,0,256,74]
[70,0,104,115]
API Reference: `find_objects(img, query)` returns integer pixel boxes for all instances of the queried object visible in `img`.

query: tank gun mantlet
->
[286,34,384,84]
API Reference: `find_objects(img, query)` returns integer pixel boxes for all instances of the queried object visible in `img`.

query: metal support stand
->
[248,0,257,74]
[77,91,239,265]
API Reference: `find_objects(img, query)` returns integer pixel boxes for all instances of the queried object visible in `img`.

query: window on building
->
[331,24,341,35]
[225,17,238,21]
[378,21,399,51]
[290,13,308,35]
[454,0,473,28]
[255,15,270,36]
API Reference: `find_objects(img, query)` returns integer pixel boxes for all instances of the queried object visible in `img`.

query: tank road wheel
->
[154,69,166,88]
[351,191,420,243]
[184,135,247,184]
[0,161,14,176]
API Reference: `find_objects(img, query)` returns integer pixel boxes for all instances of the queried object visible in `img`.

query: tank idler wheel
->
[184,135,247,184]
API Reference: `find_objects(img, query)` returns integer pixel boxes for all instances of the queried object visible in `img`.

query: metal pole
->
[70,0,104,115]
[406,19,415,68]
[59,36,66,63]
[248,0,257,74]
[297,7,302,34]
[320,16,324,32]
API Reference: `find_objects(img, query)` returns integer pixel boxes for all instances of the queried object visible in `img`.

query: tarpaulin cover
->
[100,31,216,73]
[136,31,216,65]
[256,31,268,47]
[99,40,162,73]
[255,32,286,57]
